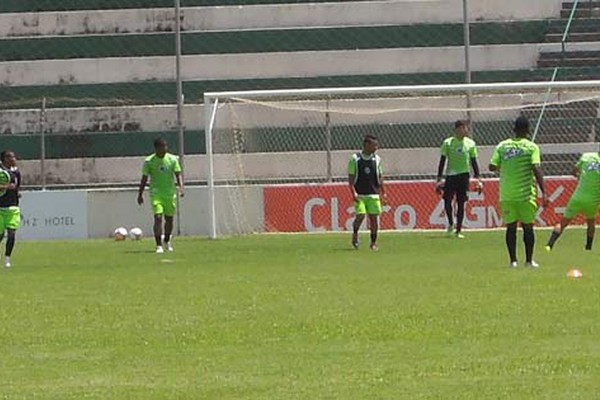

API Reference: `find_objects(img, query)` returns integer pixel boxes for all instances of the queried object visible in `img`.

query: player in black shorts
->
[435,121,482,238]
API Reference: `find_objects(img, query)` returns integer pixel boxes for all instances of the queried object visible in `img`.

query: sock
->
[547,229,561,249]
[505,226,517,263]
[523,227,535,263]
[155,235,162,246]
[370,232,377,244]
[164,234,171,244]
[6,235,15,257]
[586,235,594,250]
[456,200,466,233]
[444,198,454,227]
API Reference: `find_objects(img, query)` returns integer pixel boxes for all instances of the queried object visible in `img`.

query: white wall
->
[0,44,542,87]
[86,185,264,238]
[0,0,563,38]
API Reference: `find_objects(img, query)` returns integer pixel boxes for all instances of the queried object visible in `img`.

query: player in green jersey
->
[348,135,386,251]
[489,116,548,268]
[0,151,21,268]
[137,138,184,254]
[546,152,600,251]
[436,120,482,238]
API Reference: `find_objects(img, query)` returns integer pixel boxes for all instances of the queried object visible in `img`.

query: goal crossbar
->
[204,80,600,101]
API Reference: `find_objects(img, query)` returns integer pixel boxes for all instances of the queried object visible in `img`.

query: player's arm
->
[137,175,148,205]
[532,145,547,206]
[378,160,386,204]
[348,156,359,201]
[489,145,501,172]
[175,171,184,197]
[470,154,483,193]
[533,165,548,206]
[348,174,358,202]
[436,156,446,193]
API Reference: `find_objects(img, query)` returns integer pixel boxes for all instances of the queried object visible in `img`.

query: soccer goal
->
[203,80,600,238]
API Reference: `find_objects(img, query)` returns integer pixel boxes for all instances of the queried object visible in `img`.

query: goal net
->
[203,81,600,238]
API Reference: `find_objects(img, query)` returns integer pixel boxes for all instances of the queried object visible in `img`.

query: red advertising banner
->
[264,177,591,232]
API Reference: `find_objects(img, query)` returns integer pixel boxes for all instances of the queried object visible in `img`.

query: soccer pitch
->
[1,231,599,399]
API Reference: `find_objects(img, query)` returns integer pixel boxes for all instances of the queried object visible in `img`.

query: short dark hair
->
[0,150,14,162]
[154,137,167,148]
[363,134,378,144]
[455,120,469,129]
[514,115,530,133]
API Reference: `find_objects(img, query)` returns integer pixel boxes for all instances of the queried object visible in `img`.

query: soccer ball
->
[567,269,583,279]
[114,227,128,241]
[129,227,143,240]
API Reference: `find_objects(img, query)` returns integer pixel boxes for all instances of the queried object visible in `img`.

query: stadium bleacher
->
[0,0,598,182]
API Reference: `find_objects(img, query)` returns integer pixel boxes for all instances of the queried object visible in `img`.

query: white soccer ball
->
[114,227,128,241]
[129,227,143,240]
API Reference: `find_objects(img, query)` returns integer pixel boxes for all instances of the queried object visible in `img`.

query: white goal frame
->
[204,80,600,239]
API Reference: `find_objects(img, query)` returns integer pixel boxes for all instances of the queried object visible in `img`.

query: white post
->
[40,97,47,190]
[204,96,219,239]
[175,0,184,236]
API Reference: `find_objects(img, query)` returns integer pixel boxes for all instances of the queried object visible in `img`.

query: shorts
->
[151,195,177,217]
[500,199,538,225]
[355,196,382,216]
[444,173,470,203]
[0,207,20,231]
[564,197,598,220]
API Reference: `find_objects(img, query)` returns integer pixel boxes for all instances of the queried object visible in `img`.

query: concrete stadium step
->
[0,21,548,62]
[563,1,600,9]
[538,51,600,68]
[547,18,600,34]
[560,8,600,18]
[0,0,368,13]
[2,67,600,110]
[545,32,600,42]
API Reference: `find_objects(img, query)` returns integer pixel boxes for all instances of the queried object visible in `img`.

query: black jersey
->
[348,152,382,196]
[0,167,21,208]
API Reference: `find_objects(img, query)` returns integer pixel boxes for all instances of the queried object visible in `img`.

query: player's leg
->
[548,198,578,250]
[443,176,456,234]
[163,196,176,252]
[454,173,469,238]
[520,200,539,268]
[352,198,367,249]
[5,229,16,268]
[366,197,383,251]
[3,208,19,267]
[151,197,165,252]
[500,201,518,267]
[546,217,572,250]
[585,218,595,250]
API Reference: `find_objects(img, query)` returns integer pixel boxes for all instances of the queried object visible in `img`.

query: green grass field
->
[1,230,599,399]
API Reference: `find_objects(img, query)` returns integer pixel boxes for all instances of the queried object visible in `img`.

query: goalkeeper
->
[435,120,482,238]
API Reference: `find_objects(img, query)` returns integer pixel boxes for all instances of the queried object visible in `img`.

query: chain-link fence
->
[0,0,598,189]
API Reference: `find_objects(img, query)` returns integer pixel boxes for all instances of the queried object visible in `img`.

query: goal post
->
[203,80,600,238]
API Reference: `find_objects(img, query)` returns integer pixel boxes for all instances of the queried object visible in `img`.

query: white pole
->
[462,0,472,123]
[40,97,47,190]
[175,0,184,235]
[204,97,219,239]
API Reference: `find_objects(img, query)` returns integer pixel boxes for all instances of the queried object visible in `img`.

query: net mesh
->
[207,83,600,235]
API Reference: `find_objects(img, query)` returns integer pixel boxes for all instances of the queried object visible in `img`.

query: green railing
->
[532,0,580,141]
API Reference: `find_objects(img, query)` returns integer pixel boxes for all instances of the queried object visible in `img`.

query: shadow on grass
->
[124,250,158,254]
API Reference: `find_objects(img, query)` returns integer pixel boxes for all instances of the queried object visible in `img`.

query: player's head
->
[154,137,168,157]
[0,150,16,167]
[514,116,530,138]
[454,120,470,138]
[362,134,378,154]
